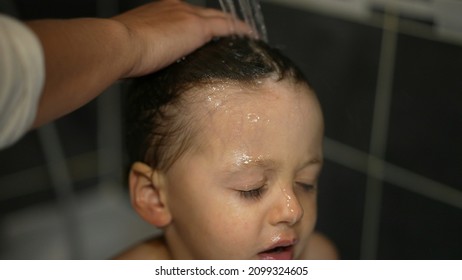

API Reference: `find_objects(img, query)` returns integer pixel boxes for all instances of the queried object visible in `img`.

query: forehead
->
[188,79,323,164]
[201,79,320,127]
[191,78,317,118]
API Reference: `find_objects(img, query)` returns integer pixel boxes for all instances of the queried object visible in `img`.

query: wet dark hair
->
[126,36,311,171]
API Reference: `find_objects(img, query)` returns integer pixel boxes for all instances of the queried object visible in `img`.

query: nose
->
[269,186,304,226]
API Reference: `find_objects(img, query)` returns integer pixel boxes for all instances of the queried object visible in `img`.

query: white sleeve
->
[0,14,45,149]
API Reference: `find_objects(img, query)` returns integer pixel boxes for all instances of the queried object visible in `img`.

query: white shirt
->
[0,14,44,149]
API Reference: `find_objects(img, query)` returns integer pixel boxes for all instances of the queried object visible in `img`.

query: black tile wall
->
[379,184,462,259]
[54,101,98,159]
[0,101,98,211]
[387,34,462,190]
[0,132,45,174]
[15,0,97,19]
[316,160,367,260]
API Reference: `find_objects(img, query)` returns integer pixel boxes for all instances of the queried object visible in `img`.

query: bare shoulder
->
[113,235,171,260]
[299,232,339,260]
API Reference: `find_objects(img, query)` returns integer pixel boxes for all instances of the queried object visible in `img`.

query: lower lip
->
[258,246,294,260]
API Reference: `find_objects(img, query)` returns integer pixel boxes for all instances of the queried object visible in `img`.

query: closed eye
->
[239,186,266,200]
[296,182,316,192]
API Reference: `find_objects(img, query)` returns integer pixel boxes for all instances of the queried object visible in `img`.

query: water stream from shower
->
[218,0,268,42]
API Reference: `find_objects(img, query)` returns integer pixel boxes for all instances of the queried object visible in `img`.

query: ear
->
[129,161,172,227]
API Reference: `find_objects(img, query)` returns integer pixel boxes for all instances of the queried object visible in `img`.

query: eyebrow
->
[224,158,278,176]
[299,157,323,169]
[224,156,322,176]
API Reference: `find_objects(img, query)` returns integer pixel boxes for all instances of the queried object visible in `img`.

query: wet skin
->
[158,79,324,259]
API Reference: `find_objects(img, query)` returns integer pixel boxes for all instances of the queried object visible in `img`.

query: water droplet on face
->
[241,153,252,165]
[233,151,256,167]
[281,187,296,219]
[247,113,260,123]
[206,94,224,109]
[271,233,281,243]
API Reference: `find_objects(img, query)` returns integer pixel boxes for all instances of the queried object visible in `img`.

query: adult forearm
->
[26,18,132,128]
[24,0,251,129]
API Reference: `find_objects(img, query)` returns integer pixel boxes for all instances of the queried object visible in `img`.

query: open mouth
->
[258,245,294,260]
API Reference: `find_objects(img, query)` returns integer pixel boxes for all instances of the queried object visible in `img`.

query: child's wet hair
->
[126,36,311,171]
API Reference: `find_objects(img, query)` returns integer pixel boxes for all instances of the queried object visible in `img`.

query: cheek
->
[169,186,251,233]
[216,199,260,228]
[207,199,269,246]
[299,194,318,227]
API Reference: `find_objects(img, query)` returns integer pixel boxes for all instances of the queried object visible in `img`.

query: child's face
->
[163,80,323,260]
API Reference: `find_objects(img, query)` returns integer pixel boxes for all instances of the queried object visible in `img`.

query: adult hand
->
[25,0,250,128]
[112,0,252,77]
